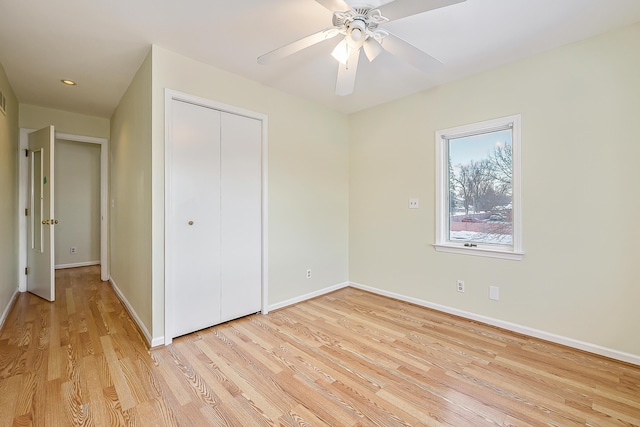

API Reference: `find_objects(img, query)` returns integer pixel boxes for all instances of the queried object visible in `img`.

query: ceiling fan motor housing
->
[333,7,389,47]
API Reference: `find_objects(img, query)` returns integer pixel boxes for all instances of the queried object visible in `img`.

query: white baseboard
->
[268,281,350,312]
[109,277,154,348]
[349,281,640,367]
[150,335,165,348]
[55,261,100,270]
[0,288,19,332]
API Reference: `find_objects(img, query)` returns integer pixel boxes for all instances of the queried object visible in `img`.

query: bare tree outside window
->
[447,129,513,245]
[435,115,522,259]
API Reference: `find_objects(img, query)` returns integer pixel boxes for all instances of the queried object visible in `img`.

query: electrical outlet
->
[490,286,500,301]
[409,198,419,209]
[457,280,465,293]
[70,247,77,254]
[306,269,311,279]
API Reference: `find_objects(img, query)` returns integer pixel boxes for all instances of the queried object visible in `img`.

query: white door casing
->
[55,133,109,280]
[165,89,268,344]
[27,126,55,301]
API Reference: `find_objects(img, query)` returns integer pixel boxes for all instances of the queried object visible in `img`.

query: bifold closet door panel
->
[220,112,262,322]
[169,100,222,337]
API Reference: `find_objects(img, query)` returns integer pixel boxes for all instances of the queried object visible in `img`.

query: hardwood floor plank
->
[221,324,286,375]
[80,355,110,426]
[456,363,589,425]
[326,378,419,427]
[148,350,194,407]
[274,371,363,426]
[593,396,640,426]
[100,335,136,411]
[61,378,90,426]
[194,334,287,421]
[164,343,222,411]
[179,400,220,426]
[1,266,639,426]
[374,387,448,427]
[40,378,65,427]
[0,375,22,423]
[13,370,39,419]
[102,384,128,426]
[136,396,180,427]
[282,403,335,427]
[65,288,76,315]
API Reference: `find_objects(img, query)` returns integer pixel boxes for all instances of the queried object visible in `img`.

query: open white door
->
[27,126,55,301]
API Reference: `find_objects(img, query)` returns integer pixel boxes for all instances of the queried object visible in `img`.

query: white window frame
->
[434,114,523,260]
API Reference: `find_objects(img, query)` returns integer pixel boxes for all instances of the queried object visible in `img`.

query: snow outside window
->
[434,115,523,260]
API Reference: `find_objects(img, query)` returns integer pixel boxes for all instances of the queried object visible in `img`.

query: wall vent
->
[0,90,6,116]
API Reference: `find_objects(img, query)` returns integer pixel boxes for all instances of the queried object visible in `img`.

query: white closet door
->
[220,112,262,321]
[169,100,222,337]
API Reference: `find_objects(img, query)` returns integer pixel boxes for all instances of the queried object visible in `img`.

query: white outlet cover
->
[409,198,419,209]
[490,286,500,301]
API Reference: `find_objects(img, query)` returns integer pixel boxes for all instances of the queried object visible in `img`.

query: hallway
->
[0,266,156,425]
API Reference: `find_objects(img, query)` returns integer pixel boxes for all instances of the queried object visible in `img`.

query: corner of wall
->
[0,61,21,325]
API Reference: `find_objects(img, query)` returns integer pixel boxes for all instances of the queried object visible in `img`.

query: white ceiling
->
[1,0,639,118]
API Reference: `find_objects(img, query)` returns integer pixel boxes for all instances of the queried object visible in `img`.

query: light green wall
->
[54,139,101,266]
[109,50,153,335]
[0,62,19,320]
[109,45,350,343]
[150,46,350,340]
[19,104,110,138]
[349,23,640,357]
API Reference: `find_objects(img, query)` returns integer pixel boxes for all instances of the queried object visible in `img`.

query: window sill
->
[433,244,524,261]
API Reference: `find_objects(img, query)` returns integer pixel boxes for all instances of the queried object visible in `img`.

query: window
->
[435,115,522,260]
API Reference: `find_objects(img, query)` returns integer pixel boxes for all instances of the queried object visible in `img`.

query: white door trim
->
[19,129,109,289]
[164,89,269,345]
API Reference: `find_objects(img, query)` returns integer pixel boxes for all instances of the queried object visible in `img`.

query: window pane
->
[32,149,43,252]
[448,129,513,246]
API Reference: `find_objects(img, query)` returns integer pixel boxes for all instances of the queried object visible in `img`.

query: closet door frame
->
[164,89,269,345]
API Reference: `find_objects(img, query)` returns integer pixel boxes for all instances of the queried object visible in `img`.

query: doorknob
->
[42,219,49,225]
[188,221,194,225]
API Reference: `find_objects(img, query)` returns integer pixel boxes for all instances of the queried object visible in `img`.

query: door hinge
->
[25,267,28,275]
[25,208,28,216]
[25,149,29,157]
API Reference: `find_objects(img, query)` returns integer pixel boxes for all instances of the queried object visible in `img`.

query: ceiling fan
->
[257,0,466,96]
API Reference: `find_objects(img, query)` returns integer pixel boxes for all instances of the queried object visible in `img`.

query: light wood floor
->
[1,266,639,426]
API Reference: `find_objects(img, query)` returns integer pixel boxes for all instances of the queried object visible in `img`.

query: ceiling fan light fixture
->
[363,38,383,62]
[331,39,351,65]
[350,27,363,42]
[346,19,367,48]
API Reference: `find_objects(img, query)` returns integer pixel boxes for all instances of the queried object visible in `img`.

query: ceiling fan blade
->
[380,0,466,22]
[382,32,443,74]
[258,27,341,65]
[314,0,351,12]
[335,48,361,96]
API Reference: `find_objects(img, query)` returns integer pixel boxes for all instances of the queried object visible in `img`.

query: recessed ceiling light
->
[61,79,77,86]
